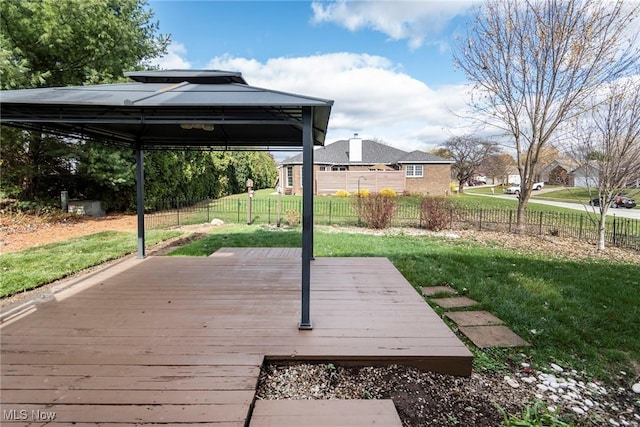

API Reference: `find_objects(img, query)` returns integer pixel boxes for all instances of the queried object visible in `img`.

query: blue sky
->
[148,0,478,152]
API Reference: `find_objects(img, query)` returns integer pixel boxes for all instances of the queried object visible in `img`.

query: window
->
[331,166,347,171]
[405,164,423,177]
[319,166,327,171]
[286,166,293,187]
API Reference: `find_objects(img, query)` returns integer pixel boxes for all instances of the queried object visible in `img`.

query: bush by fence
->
[145,197,640,251]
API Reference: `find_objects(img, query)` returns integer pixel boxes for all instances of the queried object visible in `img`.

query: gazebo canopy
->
[0,69,333,150]
[0,69,331,329]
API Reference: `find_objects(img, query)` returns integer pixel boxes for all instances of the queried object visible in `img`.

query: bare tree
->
[453,0,640,233]
[571,79,640,251]
[482,152,516,185]
[444,135,497,193]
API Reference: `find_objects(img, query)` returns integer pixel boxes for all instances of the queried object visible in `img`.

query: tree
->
[0,0,169,89]
[428,147,452,159]
[570,79,640,251]
[0,0,169,203]
[482,153,516,185]
[443,135,497,193]
[453,0,640,232]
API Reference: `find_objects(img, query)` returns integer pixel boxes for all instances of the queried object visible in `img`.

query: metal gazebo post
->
[299,106,314,330]
[135,138,146,259]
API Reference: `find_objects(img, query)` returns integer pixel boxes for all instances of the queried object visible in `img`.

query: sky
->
[147,0,479,154]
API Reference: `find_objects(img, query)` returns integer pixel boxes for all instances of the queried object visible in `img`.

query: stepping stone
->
[431,296,478,309]
[421,285,456,296]
[458,325,530,348]
[445,310,504,326]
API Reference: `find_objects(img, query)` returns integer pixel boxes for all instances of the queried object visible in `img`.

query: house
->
[278,135,454,196]
[537,159,578,185]
[506,166,521,185]
[570,162,601,188]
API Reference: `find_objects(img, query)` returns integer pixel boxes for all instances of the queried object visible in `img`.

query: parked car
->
[505,182,544,195]
[589,194,637,209]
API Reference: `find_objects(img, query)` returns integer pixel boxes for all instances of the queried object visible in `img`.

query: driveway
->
[472,192,640,219]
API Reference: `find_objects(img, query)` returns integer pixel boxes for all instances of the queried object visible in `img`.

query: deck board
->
[250,400,403,427]
[1,249,472,425]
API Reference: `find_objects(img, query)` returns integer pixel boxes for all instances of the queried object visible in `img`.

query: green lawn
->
[171,224,639,382]
[209,190,597,223]
[466,185,640,208]
[535,187,640,207]
[0,230,180,297]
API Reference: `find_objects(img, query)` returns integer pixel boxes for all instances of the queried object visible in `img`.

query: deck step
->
[431,296,479,308]
[249,399,403,427]
[421,285,457,296]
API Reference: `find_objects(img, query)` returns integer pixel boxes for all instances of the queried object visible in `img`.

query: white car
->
[505,182,544,195]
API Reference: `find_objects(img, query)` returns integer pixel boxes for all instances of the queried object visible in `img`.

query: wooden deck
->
[1,248,472,425]
[250,400,403,426]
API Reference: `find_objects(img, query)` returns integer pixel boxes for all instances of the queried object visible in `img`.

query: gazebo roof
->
[0,69,333,150]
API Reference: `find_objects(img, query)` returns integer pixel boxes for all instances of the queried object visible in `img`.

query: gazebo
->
[0,69,333,329]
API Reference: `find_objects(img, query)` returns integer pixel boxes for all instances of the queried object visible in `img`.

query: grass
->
[535,187,640,207]
[0,230,180,297]
[171,224,640,382]
[148,190,600,230]
[466,185,640,208]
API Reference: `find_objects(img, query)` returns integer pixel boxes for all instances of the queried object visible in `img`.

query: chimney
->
[349,133,362,162]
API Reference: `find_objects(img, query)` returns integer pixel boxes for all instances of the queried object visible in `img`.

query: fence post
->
[329,200,333,224]
[579,215,583,241]
[177,199,180,225]
[237,199,241,223]
[613,214,617,246]
[268,199,271,224]
[207,199,211,223]
[539,211,543,235]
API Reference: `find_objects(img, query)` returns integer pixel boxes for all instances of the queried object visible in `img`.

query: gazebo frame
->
[0,70,333,329]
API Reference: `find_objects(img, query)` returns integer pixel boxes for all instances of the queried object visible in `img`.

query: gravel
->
[257,362,640,426]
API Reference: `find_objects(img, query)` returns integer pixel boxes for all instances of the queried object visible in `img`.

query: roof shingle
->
[281,139,452,165]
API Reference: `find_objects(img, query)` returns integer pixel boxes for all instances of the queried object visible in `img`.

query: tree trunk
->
[597,207,608,251]
[515,187,530,234]
[458,180,465,194]
[21,132,43,200]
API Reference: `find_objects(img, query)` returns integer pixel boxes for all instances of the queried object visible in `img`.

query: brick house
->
[537,159,578,185]
[278,135,453,196]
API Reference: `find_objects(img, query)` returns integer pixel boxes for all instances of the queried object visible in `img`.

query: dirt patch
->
[0,213,137,253]
[147,232,208,255]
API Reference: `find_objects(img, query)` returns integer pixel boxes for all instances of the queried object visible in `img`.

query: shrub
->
[379,188,397,197]
[420,196,456,231]
[335,190,350,197]
[285,209,300,227]
[353,189,371,198]
[353,193,397,229]
[0,199,60,215]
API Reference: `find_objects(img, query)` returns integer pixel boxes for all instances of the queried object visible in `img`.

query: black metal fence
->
[145,198,639,251]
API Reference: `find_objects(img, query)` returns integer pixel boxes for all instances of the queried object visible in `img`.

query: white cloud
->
[148,42,192,69]
[207,53,473,152]
[311,0,475,50]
